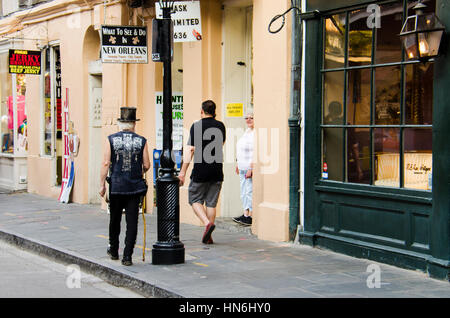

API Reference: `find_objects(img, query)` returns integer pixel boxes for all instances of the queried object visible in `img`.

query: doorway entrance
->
[88,63,102,204]
[221,2,253,217]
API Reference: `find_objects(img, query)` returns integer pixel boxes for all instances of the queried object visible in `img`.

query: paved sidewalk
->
[0,191,448,298]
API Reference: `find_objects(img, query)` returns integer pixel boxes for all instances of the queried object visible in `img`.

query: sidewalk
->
[0,191,448,298]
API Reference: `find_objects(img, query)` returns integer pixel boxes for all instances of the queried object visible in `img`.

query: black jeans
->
[109,194,141,257]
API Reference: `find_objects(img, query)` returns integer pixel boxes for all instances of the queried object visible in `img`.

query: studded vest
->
[108,131,147,195]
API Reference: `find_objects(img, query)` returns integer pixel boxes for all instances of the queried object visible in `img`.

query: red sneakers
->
[202,223,216,244]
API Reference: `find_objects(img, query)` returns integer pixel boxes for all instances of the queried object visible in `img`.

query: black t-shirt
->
[187,117,226,182]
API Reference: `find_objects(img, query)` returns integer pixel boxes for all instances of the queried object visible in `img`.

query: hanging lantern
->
[400,1,445,61]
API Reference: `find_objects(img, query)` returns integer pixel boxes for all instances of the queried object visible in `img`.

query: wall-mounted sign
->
[155,92,183,150]
[101,25,148,64]
[226,103,243,117]
[155,1,202,42]
[9,49,41,74]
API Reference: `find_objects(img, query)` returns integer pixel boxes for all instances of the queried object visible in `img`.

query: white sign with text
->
[155,92,183,150]
[155,1,202,42]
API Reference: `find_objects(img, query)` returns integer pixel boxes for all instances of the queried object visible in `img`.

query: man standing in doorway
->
[178,100,226,244]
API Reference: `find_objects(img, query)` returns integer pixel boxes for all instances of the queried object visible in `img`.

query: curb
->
[0,228,183,298]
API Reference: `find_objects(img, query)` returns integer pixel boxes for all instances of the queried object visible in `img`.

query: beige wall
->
[251,0,291,241]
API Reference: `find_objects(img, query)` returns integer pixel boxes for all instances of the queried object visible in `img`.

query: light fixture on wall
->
[400,1,445,61]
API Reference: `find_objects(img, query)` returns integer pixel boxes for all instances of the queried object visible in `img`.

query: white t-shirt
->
[236,128,254,171]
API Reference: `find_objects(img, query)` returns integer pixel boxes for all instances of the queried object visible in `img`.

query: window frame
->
[40,42,62,187]
[320,0,434,191]
[40,44,59,159]
[0,43,28,158]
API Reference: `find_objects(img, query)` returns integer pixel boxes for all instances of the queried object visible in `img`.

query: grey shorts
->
[188,180,223,208]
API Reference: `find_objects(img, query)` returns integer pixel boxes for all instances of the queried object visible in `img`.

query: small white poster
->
[155,1,202,43]
[155,92,183,150]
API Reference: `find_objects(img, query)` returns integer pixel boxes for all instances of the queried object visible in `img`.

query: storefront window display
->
[0,53,27,155]
[42,46,62,185]
[321,0,434,190]
[1,53,12,153]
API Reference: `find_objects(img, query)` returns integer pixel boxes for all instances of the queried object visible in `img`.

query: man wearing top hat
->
[99,107,150,266]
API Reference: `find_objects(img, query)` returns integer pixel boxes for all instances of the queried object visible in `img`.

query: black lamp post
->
[400,1,445,62]
[152,0,185,265]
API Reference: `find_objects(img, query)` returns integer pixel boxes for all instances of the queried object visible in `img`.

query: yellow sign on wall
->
[226,103,243,117]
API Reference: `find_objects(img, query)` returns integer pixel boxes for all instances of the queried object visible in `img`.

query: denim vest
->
[108,131,147,195]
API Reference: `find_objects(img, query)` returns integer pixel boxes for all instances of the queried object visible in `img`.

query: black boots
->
[108,245,133,266]
[122,255,132,266]
[107,247,119,260]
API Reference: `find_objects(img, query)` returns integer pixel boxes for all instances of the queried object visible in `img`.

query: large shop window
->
[1,53,28,155]
[41,45,62,185]
[321,0,435,191]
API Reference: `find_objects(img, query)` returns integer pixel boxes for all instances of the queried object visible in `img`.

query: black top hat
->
[117,107,140,122]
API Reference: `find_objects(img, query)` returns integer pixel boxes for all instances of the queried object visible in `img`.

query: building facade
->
[0,0,292,242]
[299,0,449,280]
[1,0,447,280]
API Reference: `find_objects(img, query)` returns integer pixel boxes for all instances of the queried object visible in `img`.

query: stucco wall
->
[251,0,291,241]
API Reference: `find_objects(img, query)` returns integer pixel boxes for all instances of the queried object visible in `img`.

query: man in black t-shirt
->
[178,100,226,244]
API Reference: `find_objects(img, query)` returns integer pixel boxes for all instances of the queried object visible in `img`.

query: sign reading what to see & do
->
[101,25,148,64]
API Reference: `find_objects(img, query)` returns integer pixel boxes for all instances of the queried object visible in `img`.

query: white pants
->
[239,170,253,212]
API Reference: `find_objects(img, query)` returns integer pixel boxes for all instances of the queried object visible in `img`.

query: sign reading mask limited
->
[155,1,202,42]
[101,25,148,64]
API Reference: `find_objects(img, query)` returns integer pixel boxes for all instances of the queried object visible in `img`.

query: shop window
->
[41,45,62,185]
[321,0,434,191]
[324,13,346,69]
[1,52,27,155]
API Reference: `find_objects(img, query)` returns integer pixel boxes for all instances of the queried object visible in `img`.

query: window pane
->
[374,128,400,187]
[1,53,12,153]
[347,128,370,184]
[405,63,433,125]
[44,49,52,156]
[16,74,27,153]
[348,9,373,66]
[347,68,371,125]
[323,128,344,181]
[374,66,401,125]
[323,71,344,125]
[375,2,403,64]
[404,128,432,190]
[324,13,346,69]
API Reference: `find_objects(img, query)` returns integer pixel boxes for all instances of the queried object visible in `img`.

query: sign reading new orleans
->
[9,50,41,74]
[101,25,148,64]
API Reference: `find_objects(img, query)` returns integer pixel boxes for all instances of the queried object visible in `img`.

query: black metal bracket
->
[268,5,321,34]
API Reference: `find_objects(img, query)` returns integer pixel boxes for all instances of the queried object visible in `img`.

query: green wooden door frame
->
[298,0,449,280]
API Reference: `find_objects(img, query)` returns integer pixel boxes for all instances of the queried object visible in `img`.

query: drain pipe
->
[288,0,302,241]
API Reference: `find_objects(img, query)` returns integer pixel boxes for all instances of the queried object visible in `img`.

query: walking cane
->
[141,173,148,262]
